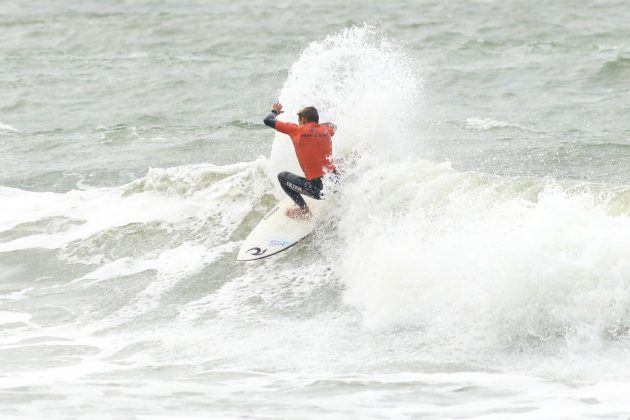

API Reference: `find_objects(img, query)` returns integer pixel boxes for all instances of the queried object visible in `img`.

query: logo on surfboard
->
[247,247,267,256]
[269,239,290,247]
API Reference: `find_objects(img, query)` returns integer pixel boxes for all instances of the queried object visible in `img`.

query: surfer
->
[263,102,336,219]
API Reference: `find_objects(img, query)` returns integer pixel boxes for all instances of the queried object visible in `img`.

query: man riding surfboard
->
[263,102,337,219]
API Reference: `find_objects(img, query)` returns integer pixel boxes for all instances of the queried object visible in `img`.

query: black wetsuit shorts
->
[277,171,325,209]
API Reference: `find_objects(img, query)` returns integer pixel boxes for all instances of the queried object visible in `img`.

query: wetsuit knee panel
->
[278,171,289,182]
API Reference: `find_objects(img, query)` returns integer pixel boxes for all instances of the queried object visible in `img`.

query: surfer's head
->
[297,107,319,124]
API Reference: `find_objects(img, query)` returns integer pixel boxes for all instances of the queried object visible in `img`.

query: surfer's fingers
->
[273,101,284,112]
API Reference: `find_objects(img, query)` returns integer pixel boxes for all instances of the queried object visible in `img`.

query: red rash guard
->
[274,121,336,180]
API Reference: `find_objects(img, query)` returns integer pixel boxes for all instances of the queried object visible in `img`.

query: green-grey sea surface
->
[2,1,630,419]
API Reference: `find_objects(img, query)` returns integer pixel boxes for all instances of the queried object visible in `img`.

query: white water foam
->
[0,159,269,253]
[331,157,630,374]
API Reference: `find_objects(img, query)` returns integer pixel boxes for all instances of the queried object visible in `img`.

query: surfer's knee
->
[278,171,289,182]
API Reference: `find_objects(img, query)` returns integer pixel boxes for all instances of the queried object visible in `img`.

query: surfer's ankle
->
[286,207,312,219]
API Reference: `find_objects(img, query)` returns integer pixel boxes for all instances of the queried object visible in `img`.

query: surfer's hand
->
[272,102,284,115]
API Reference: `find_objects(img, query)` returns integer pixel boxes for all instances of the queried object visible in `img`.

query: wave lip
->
[592,55,630,83]
[0,121,18,132]
[465,116,531,132]
[600,56,630,73]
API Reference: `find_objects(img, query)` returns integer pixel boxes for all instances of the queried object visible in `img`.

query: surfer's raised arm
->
[263,102,284,129]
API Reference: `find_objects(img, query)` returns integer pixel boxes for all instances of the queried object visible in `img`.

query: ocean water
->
[2,0,630,418]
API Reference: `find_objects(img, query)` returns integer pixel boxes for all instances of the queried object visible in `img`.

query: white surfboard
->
[237,196,328,261]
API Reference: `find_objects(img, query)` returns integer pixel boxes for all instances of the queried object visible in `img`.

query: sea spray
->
[268,25,422,194]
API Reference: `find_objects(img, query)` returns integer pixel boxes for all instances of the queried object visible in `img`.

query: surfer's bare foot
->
[286,207,312,220]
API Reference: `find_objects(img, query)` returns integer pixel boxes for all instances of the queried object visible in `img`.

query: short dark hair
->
[297,106,319,123]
